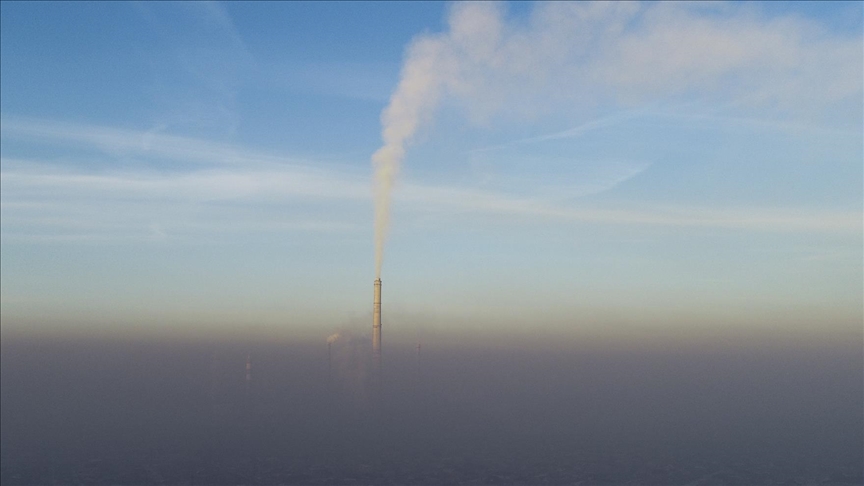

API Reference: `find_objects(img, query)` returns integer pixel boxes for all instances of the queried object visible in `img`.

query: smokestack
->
[372,278,382,375]
[245,353,252,399]
[416,342,422,388]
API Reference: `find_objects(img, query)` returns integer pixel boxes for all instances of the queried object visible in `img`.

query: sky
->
[1,1,861,342]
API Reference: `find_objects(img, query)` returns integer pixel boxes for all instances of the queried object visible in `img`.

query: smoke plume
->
[371,2,860,276]
[371,36,447,277]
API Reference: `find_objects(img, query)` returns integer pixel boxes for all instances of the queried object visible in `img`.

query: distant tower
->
[245,354,252,399]
[416,342,421,379]
[372,278,382,376]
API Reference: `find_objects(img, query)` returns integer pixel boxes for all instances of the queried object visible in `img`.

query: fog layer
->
[2,329,861,485]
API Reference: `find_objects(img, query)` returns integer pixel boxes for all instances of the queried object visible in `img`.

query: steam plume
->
[371,2,860,276]
[372,37,447,277]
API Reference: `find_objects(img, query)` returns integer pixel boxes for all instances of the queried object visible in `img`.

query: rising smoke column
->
[371,38,448,277]
[370,2,554,276]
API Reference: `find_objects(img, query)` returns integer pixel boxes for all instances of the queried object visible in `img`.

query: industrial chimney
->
[245,353,252,399]
[372,278,382,375]
[416,342,421,379]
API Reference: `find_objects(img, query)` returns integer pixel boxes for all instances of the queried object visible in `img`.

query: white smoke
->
[327,332,341,344]
[371,2,861,276]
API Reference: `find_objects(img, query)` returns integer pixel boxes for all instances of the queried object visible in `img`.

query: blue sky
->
[1,2,861,341]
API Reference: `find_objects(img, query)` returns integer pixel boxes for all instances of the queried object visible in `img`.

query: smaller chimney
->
[416,343,421,378]
[372,278,382,374]
[245,354,252,398]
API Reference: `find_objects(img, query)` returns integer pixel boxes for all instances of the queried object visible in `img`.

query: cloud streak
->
[1,117,312,168]
[2,118,860,245]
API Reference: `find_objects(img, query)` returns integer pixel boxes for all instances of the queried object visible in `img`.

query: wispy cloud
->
[1,117,323,168]
[396,183,860,233]
[0,162,367,203]
[2,118,860,244]
[132,1,256,136]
